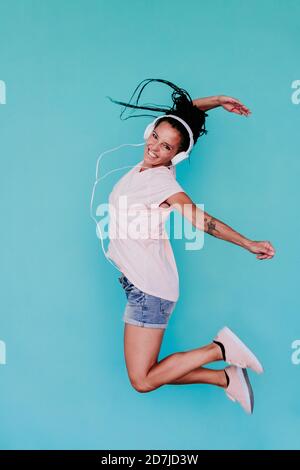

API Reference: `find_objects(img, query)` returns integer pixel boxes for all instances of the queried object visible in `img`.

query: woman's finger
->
[230,105,243,114]
[228,99,249,111]
[230,103,251,115]
[257,254,273,260]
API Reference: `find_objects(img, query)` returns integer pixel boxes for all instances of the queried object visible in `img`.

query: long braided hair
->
[107,78,208,154]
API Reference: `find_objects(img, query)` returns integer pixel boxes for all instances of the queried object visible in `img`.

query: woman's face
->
[143,121,182,168]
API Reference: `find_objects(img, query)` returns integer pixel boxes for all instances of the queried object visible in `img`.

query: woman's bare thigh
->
[123,323,165,385]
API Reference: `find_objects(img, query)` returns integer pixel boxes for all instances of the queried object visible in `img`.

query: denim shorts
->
[118,273,176,329]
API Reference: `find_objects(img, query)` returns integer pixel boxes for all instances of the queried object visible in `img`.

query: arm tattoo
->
[205,216,217,236]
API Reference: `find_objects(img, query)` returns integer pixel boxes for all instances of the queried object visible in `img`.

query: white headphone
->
[144,114,194,165]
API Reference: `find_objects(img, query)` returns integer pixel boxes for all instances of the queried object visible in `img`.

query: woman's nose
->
[151,142,159,152]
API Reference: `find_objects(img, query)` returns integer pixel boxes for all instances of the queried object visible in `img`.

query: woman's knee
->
[129,375,155,393]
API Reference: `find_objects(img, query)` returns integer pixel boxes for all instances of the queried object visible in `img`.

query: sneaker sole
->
[225,367,254,414]
[240,368,254,414]
[222,327,264,374]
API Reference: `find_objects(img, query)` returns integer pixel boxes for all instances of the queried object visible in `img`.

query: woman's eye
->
[152,132,170,150]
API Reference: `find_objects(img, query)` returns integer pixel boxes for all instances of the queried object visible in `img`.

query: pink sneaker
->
[213,326,264,374]
[224,365,254,414]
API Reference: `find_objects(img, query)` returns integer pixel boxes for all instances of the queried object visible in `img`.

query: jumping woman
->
[104,78,275,414]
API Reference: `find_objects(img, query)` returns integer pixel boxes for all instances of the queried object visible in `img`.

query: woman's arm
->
[164,192,275,259]
[193,96,221,111]
[192,95,221,111]
[193,95,251,116]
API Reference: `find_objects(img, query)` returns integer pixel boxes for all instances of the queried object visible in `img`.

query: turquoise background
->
[1,0,299,450]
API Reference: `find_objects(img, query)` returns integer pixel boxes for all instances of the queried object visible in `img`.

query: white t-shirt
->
[106,160,185,301]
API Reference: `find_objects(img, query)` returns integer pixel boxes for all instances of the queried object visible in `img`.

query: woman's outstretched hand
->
[247,240,276,260]
[218,95,251,116]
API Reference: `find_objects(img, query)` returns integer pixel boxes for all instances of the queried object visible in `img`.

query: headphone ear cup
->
[144,123,154,140]
[171,152,188,166]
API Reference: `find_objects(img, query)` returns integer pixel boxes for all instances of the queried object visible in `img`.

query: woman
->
[106,78,275,414]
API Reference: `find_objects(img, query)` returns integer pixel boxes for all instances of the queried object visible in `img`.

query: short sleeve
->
[145,169,185,207]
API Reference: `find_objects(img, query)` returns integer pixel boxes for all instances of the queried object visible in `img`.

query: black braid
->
[106,78,208,154]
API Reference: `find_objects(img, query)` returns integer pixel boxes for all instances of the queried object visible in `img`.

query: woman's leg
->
[124,324,223,393]
[164,366,227,387]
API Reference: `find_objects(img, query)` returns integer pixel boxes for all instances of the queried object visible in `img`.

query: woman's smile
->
[147,148,159,160]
